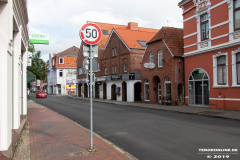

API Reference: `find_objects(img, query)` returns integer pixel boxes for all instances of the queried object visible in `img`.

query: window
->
[105,67,107,75]
[158,50,163,67]
[234,0,240,31]
[115,65,117,73]
[112,66,114,74]
[97,63,100,71]
[237,53,240,84]
[102,29,110,35]
[115,47,117,56]
[79,68,82,75]
[59,57,64,64]
[149,52,154,63]
[144,79,150,101]
[217,56,227,85]
[200,13,209,41]
[137,40,147,47]
[112,48,114,56]
[59,70,63,77]
[124,63,127,72]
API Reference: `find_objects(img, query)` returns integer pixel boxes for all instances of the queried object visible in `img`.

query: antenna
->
[167,20,174,27]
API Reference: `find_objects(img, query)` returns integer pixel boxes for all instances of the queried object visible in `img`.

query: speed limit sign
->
[80,23,102,45]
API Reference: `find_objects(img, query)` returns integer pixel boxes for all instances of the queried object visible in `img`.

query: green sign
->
[29,33,49,44]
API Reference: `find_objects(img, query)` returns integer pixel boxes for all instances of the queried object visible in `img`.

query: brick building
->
[178,0,240,110]
[141,27,184,105]
[76,22,158,102]
[47,46,79,95]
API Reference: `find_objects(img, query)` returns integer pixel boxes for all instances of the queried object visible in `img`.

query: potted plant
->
[176,97,183,106]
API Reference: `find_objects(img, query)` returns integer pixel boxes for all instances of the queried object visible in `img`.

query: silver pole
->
[90,45,93,149]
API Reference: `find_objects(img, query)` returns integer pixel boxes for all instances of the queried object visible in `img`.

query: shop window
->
[59,70,63,77]
[149,52,154,63]
[234,0,240,31]
[144,79,150,101]
[158,50,163,67]
[124,63,127,72]
[59,57,64,64]
[213,52,228,87]
[200,13,209,41]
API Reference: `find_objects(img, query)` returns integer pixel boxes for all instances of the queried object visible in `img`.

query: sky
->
[28,0,183,62]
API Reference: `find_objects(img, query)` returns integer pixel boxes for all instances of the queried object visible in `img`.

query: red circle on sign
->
[80,23,102,45]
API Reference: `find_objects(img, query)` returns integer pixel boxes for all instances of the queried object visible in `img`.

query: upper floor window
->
[115,65,117,73]
[79,68,82,75]
[105,67,107,75]
[234,0,240,31]
[112,48,114,56]
[112,65,114,74]
[124,63,127,72]
[158,50,163,67]
[217,56,227,85]
[59,57,64,64]
[97,63,100,71]
[59,70,63,77]
[237,53,240,84]
[200,13,209,41]
[149,52,154,63]
[115,47,117,56]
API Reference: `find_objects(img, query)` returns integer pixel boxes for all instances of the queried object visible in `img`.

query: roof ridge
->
[114,28,158,33]
[54,46,79,56]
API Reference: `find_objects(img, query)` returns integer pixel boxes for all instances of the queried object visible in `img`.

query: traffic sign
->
[86,73,95,85]
[83,58,98,73]
[83,45,98,57]
[80,23,102,45]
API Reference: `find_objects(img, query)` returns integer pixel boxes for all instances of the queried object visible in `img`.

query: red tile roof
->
[54,46,79,57]
[148,27,184,56]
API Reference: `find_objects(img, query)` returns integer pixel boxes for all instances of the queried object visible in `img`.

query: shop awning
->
[27,70,36,83]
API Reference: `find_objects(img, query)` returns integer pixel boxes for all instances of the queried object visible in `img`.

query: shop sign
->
[129,73,135,80]
[111,75,122,80]
[96,77,106,81]
[144,62,155,69]
[29,33,49,45]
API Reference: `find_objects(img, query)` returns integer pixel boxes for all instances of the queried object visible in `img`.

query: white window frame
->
[232,47,240,87]
[124,63,127,72]
[213,52,229,88]
[158,50,163,68]
[59,57,64,64]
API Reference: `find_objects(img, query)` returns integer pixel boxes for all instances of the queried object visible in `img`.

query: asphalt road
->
[32,95,240,160]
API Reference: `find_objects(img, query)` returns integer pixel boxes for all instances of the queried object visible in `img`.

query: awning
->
[27,70,36,83]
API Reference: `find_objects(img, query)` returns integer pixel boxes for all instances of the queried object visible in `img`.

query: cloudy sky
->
[28,0,183,62]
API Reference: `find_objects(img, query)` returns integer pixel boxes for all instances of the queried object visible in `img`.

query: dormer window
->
[59,57,64,64]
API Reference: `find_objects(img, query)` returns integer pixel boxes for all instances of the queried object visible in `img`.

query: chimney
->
[128,22,138,30]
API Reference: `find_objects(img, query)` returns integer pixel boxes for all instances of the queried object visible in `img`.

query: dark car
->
[36,90,47,98]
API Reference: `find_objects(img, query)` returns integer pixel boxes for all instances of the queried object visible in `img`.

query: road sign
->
[86,73,95,85]
[83,58,98,73]
[80,23,102,45]
[83,45,98,57]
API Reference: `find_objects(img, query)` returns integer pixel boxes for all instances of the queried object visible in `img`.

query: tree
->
[27,43,47,80]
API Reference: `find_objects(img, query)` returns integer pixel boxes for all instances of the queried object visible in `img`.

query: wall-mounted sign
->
[144,62,155,69]
[129,73,135,80]
[27,58,32,66]
[111,75,122,80]
[96,81,101,85]
[96,77,106,81]
[29,33,49,45]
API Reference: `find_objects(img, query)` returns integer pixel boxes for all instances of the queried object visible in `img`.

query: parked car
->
[36,90,47,98]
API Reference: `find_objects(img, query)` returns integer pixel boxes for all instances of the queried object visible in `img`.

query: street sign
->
[86,73,95,85]
[80,23,102,45]
[83,58,98,73]
[83,45,98,57]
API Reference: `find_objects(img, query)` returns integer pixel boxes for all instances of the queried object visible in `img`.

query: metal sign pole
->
[90,45,93,150]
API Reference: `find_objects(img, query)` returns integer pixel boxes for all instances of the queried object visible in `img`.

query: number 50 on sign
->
[80,23,102,45]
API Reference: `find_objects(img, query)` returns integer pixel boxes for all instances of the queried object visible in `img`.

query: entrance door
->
[158,83,161,103]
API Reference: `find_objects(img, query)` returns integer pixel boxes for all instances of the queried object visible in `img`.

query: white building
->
[47,46,79,95]
[0,0,29,159]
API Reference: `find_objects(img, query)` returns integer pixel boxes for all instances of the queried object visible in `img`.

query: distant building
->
[178,0,240,110]
[0,0,29,159]
[47,46,79,95]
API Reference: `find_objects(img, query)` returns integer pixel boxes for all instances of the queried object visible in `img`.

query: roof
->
[54,46,79,57]
[87,21,159,50]
[148,27,184,56]
[114,28,158,50]
[178,0,191,6]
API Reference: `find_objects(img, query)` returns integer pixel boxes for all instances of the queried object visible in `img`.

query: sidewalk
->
[72,96,240,121]
[27,100,136,160]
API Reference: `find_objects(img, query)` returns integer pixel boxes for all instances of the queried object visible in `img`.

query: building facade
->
[0,0,29,159]
[76,22,158,102]
[47,46,78,95]
[178,0,240,110]
[141,27,184,105]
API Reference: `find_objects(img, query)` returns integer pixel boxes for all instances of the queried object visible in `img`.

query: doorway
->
[134,82,141,101]
[122,81,127,101]
[111,84,116,100]
[103,83,106,99]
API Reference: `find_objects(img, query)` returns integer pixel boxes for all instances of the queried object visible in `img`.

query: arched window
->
[144,79,150,101]
[158,50,163,67]
[149,52,154,63]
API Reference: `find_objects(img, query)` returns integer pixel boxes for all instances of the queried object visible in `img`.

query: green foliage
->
[27,43,47,80]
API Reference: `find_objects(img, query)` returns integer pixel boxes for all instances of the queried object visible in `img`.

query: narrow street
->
[33,95,240,160]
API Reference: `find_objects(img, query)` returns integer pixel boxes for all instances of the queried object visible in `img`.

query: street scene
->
[1,0,240,160]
